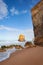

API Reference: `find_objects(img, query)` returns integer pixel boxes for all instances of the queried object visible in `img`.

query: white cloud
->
[0,25,34,41]
[0,25,20,31]
[0,0,8,19]
[23,29,34,41]
[21,10,28,14]
[10,7,19,15]
[10,7,28,16]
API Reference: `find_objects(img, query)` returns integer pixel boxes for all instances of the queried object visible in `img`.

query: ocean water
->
[0,40,26,47]
[0,41,26,62]
[0,48,16,62]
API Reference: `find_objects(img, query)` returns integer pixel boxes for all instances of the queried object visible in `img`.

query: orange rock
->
[18,34,25,42]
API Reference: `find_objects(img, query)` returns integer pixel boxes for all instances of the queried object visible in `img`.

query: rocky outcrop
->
[31,0,43,45]
[18,34,25,42]
[25,42,34,48]
[15,45,23,49]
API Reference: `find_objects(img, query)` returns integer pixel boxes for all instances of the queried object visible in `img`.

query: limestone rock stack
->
[18,34,25,42]
[31,0,43,46]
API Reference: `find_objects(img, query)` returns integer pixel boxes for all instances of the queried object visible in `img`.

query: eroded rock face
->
[25,42,33,48]
[31,0,43,45]
[15,45,23,49]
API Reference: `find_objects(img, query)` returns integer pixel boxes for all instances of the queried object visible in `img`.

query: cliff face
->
[31,0,43,45]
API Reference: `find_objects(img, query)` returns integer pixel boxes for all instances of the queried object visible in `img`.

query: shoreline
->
[0,49,6,52]
[0,46,43,65]
[0,47,16,62]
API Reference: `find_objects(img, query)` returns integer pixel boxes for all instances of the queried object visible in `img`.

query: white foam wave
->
[0,48,16,62]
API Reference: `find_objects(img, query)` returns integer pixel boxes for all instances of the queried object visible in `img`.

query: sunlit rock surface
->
[31,0,43,45]
[18,34,25,42]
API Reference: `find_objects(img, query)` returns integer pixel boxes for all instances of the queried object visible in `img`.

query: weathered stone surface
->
[25,42,33,48]
[31,0,43,45]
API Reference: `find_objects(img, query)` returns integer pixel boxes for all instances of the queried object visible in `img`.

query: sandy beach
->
[0,46,43,65]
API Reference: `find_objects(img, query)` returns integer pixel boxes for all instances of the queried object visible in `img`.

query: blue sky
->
[0,0,40,41]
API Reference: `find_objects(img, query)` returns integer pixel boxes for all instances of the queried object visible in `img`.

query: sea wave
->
[0,40,27,62]
[0,48,16,62]
[0,40,26,47]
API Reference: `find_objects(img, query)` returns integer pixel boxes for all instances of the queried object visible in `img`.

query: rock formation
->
[31,0,43,46]
[25,42,33,48]
[15,45,23,49]
[18,34,25,42]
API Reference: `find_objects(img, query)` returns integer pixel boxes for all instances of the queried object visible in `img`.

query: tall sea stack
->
[31,0,43,46]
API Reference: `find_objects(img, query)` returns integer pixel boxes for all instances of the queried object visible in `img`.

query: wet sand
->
[0,46,43,65]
